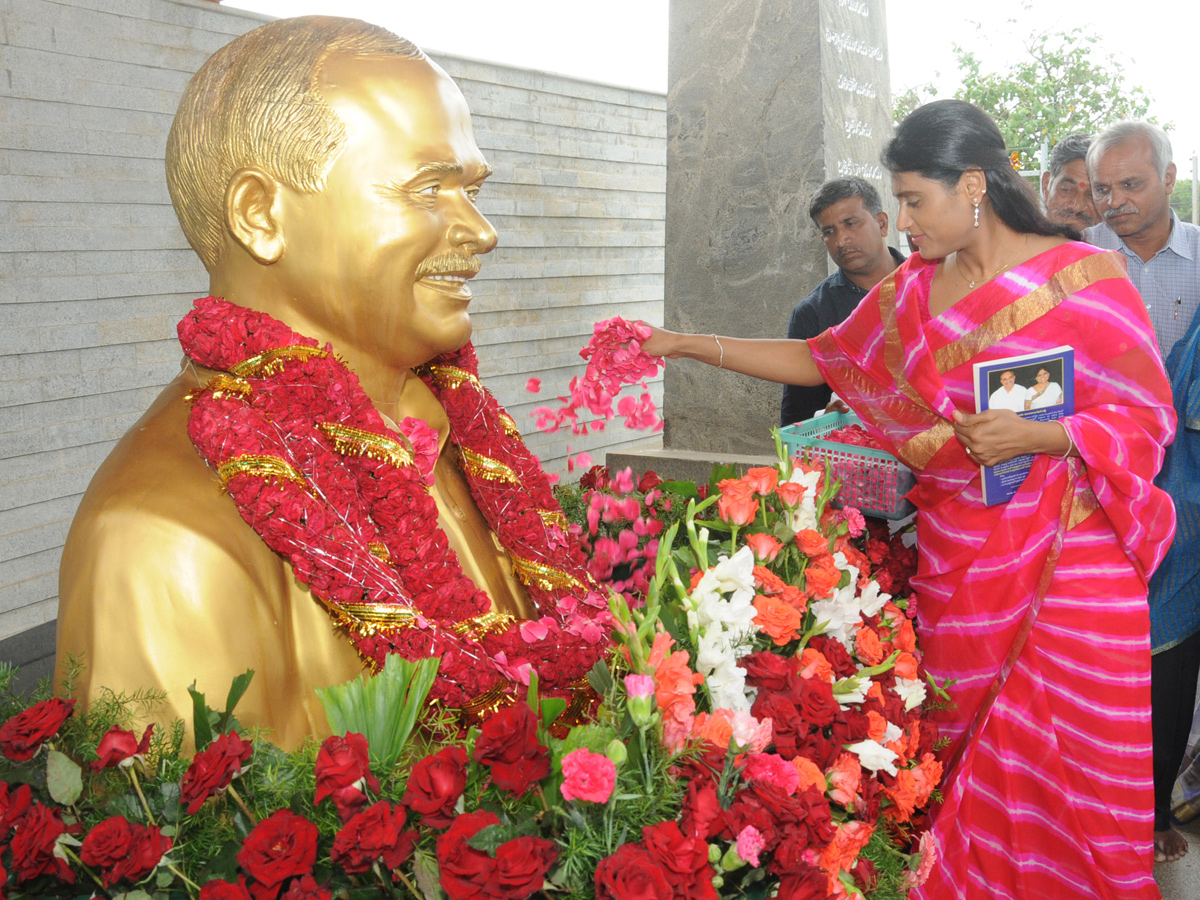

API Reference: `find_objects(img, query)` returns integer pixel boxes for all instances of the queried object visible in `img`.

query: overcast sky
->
[227,0,1199,169]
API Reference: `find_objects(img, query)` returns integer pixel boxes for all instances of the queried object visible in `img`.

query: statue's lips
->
[417,272,475,301]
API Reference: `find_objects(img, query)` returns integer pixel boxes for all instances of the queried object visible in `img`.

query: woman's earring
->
[973,199,981,228]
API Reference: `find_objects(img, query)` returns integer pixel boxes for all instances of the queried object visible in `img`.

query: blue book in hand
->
[973,345,1075,506]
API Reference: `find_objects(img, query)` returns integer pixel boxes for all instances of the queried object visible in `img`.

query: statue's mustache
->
[416,253,481,279]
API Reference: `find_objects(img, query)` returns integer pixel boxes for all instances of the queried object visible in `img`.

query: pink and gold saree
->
[811,241,1176,899]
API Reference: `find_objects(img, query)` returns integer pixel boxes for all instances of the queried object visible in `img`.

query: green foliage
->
[893,14,1164,170]
[317,653,440,769]
[1172,179,1194,224]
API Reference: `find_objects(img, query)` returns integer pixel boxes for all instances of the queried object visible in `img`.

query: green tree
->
[1172,178,1193,224]
[893,21,1165,170]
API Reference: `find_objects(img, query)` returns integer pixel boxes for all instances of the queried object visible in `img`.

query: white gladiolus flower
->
[782,467,822,533]
[895,677,928,712]
[858,579,890,618]
[847,739,899,776]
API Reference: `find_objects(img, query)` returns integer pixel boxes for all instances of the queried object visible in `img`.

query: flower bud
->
[708,843,722,864]
[720,845,747,871]
[711,875,724,890]
[605,739,627,766]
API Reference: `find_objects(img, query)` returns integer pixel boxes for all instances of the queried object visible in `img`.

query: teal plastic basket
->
[780,412,916,520]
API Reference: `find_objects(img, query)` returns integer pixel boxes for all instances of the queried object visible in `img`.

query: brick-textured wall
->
[0,0,666,660]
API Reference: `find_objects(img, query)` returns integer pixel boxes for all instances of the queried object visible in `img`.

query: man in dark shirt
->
[781,178,905,425]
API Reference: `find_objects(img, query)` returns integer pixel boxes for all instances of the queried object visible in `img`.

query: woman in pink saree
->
[644,100,1176,899]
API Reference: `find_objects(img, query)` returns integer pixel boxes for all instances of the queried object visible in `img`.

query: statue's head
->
[166,16,498,369]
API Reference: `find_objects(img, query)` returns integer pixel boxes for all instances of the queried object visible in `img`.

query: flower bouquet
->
[0,434,939,900]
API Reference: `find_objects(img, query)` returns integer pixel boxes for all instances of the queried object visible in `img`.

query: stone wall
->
[0,0,666,681]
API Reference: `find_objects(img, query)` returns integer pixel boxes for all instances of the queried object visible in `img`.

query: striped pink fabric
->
[811,242,1176,899]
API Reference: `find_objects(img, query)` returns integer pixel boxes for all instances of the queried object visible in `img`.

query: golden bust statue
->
[55,17,551,749]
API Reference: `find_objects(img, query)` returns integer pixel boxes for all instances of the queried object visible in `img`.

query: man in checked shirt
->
[1085,119,1200,864]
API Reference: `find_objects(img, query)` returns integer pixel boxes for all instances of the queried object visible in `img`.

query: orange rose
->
[655,650,704,712]
[913,752,943,806]
[775,480,807,507]
[798,647,833,681]
[791,756,827,794]
[804,554,842,600]
[825,753,862,809]
[866,681,884,702]
[795,529,829,557]
[690,711,732,752]
[717,478,759,526]
[745,533,783,563]
[893,618,917,653]
[753,595,804,646]
[854,626,886,666]
[894,651,919,680]
[865,711,888,743]
[743,467,779,496]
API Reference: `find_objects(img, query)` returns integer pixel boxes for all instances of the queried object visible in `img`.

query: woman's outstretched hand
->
[638,324,680,359]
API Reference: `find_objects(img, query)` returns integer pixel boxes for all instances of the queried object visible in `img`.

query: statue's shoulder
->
[60,370,280,586]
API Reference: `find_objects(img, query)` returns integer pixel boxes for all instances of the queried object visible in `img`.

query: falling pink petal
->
[526,377,542,393]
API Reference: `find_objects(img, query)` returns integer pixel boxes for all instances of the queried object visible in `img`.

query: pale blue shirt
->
[1084,211,1200,358]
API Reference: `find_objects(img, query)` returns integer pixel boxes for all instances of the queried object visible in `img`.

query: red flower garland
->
[177,298,610,716]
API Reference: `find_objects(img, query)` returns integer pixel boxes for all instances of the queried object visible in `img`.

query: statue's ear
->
[224,167,286,265]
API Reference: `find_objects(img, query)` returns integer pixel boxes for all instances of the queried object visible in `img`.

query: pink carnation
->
[736,825,766,867]
[624,674,655,698]
[560,748,616,803]
[743,752,800,795]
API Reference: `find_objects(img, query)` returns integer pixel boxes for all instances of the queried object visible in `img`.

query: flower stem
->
[60,844,106,891]
[168,862,202,893]
[126,766,158,826]
[535,783,551,814]
[373,860,400,898]
[393,864,423,898]
[226,782,258,826]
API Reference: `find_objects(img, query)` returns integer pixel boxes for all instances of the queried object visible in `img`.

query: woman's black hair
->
[882,99,1078,241]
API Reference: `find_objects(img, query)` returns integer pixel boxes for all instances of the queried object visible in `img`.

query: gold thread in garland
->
[510,554,587,592]
[367,542,391,563]
[318,422,415,470]
[452,612,517,640]
[536,509,569,533]
[217,455,307,489]
[230,345,329,378]
[458,682,513,720]
[460,447,520,485]
[324,600,419,635]
[499,412,521,438]
[207,374,252,400]
[427,364,482,391]
[549,682,601,739]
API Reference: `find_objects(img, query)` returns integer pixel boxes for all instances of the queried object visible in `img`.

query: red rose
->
[80,815,172,886]
[0,781,33,841]
[281,875,332,900]
[852,855,877,892]
[237,810,318,890]
[594,843,673,900]
[739,652,802,697]
[437,811,498,900]
[11,802,74,883]
[472,703,550,797]
[774,862,831,899]
[91,724,155,771]
[642,820,717,900]
[798,678,840,727]
[402,745,468,827]
[314,733,380,821]
[181,731,254,814]
[809,635,857,678]
[750,692,809,760]
[495,835,557,899]
[0,698,74,761]
[199,877,254,900]
[680,778,722,840]
[637,470,664,493]
[829,709,871,747]
[331,801,415,874]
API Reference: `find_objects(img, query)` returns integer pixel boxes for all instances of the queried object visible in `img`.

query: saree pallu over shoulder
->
[809,241,1176,899]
